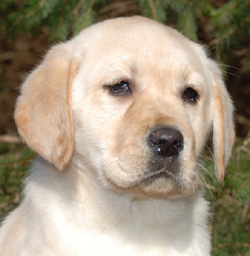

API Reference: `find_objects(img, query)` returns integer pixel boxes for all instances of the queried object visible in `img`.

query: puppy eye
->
[109,81,131,96]
[182,87,199,104]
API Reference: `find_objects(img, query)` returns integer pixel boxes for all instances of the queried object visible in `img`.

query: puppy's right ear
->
[15,43,80,170]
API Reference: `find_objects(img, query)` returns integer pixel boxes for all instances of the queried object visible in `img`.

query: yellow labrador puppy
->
[0,16,234,255]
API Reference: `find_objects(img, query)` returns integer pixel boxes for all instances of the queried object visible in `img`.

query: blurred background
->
[0,0,249,255]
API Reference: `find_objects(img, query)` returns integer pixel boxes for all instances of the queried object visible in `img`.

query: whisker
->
[198,153,214,162]
[200,175,215,201]
[218,63,241,72]
[197,162,215,181]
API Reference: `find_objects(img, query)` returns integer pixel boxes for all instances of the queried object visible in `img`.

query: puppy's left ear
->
[210,60,235,183]
[15,43,80,170]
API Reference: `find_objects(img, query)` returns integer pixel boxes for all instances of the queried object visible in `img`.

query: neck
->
[67,158,199,233]
[27,157,210,254]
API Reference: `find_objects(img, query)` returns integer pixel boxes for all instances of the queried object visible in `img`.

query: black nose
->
[148,127,184,157]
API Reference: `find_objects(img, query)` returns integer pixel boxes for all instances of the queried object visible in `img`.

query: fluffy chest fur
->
[1,159,209,256]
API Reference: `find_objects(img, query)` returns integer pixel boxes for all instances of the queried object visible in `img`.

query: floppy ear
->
[210,60,235,183]
[15,43,80,170]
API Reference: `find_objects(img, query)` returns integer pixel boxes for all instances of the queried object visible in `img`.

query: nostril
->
[151,132,169,153]
[148,127,184,157]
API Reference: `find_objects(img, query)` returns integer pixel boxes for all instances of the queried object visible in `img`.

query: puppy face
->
[72,18,216,199]
[15,17,235,199]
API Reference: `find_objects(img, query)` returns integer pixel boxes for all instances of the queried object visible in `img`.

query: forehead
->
[73,17,208,84]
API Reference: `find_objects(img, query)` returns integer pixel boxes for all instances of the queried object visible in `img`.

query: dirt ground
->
[0,32,250,139]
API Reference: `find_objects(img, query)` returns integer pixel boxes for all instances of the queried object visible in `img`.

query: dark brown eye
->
[109,81,131,96]
[182,87,199,104]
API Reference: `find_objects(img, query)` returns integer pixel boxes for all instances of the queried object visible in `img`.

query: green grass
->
[0,135,249,255]
[203,134,250,256]
[0,144,34,220]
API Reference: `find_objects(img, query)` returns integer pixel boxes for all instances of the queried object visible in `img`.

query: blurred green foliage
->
[0,145,34,219]
[1,0,250,71]
[203,133,250,255]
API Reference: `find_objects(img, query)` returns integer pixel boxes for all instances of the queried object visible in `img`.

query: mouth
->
[113,155,181,187]
[141,169,175,184]
[104,158,196,199]
[147,155,180,176]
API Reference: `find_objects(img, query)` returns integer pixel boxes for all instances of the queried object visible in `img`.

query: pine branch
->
[148,0,157,20]
[208,16,250,47]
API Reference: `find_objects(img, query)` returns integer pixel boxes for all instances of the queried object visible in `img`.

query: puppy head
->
[15,16,235,198]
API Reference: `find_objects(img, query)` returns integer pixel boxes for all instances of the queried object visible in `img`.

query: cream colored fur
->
[0,16,234,256]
